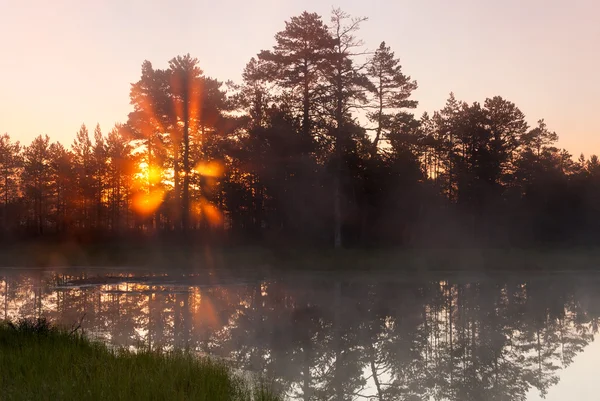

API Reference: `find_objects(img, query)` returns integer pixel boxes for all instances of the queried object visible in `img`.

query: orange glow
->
[188,78,203,134]
[191,200,203,218]
[170,73,203,135]
[194,160,224,177]
[192,290,220,328]
[138,162,163,186]
[147,165,162,185]
[132,189,165,216]
[136,95,165,135]
[171,101,183,134]
[191,197,224,227]
[202,203,223,227]
[132,68,225,224]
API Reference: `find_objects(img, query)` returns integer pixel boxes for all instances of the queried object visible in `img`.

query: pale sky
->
[527,335,598,401]
[1,0,598,156]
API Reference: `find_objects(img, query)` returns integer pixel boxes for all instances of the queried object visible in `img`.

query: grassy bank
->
[0,319,281,401]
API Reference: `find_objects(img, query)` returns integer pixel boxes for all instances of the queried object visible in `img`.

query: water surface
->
[2,267,598,400]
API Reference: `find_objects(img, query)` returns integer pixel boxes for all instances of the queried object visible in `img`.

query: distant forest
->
[1,10,599,248]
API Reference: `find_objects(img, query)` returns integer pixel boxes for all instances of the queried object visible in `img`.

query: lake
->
[1,267,598,400]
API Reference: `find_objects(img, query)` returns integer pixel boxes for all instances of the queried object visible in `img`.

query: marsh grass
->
[0,318,281,401]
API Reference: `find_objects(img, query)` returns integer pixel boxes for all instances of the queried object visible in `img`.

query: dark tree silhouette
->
[258,11,334,151]
[366,41,418,157]
[0,134,21,234]
[1,9,598,249]
[22,135,53,235]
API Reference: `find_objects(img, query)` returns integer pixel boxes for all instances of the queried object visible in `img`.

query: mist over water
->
[2,268,598,400]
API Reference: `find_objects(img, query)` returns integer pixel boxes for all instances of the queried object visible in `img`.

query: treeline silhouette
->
[3,271,599,400]
[2,9,599,248]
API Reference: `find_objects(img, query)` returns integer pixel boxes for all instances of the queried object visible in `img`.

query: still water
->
[1,267,599,400]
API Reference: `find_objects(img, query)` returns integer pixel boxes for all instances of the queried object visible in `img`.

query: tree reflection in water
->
[1,270,599,401]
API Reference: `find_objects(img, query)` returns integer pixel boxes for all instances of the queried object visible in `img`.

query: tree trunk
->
[449,284,454,389]
[3,172,8,232]
[302,63,311,147]
[333,69,344,249]
[182,97,191,232]
[372,72,384,157]
[173,143,181,231]
[333,281,343,400]
[56,182,61,234]
[303,347,311,401]
[333,156,342,249]
[37,187,43,235]
[370,356,384,400]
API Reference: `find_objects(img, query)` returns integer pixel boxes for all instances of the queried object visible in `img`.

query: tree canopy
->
[1,9,599,248]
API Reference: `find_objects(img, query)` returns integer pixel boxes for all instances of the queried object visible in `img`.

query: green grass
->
[0,318,281,401]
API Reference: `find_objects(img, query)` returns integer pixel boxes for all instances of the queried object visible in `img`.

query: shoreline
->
[0,318,281,401]
[2,244,600,272]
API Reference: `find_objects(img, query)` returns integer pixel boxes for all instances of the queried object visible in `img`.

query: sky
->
[1,0,598,156]
[527,335,598,401]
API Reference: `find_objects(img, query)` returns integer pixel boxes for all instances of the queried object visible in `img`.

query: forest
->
[1,9,599,249]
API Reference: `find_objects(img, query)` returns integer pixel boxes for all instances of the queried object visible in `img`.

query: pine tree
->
[367,41,418,156]
[326,8,370,248]
[93,124,108,229]
[128,61,171,230]
[258,11,334,150]
[106,125,134,232]
[48,142,74,233]
[72,124,94,228]
[0,134,22,232]
[22,135,52,235]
